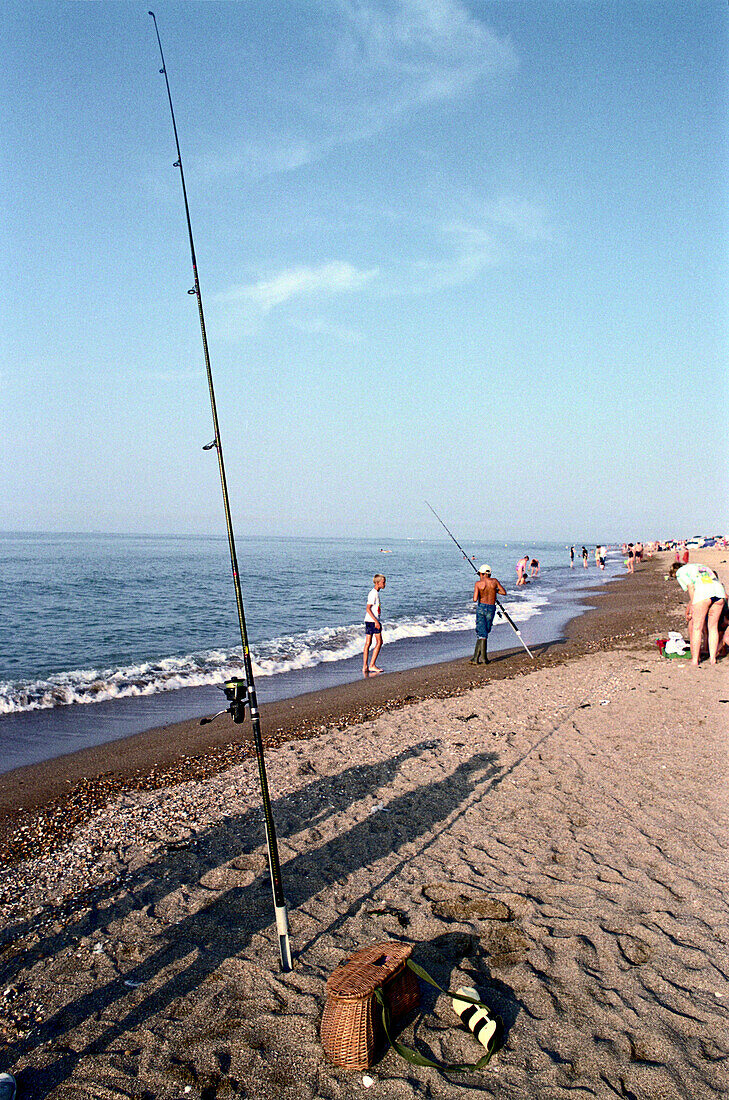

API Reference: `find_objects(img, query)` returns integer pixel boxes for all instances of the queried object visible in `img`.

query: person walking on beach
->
[670,562,726,666]
[471,565,506,665]
[363,574,386,676]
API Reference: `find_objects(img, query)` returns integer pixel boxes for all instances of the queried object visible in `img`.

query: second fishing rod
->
[149,11,292,972]
[425,502,535,660]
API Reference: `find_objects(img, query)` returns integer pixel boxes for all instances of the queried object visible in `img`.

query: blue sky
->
[2,0,727,541]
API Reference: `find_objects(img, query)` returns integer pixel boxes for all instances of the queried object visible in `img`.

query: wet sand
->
[0,550,727,1099]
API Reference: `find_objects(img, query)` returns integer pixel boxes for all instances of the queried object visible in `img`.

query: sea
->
[0,533,621,774]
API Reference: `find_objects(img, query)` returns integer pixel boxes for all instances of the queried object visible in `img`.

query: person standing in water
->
[471,565,506,665]
[516,554,529,586]
[582,545,589,568]
[569,545,575,568]
[363,574,386,675]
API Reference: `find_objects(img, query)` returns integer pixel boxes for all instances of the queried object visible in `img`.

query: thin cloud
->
[381,196,553,295]
[196,1,517,180]
[482,197,553,241]
[221,261,379,313]
[145,368,201,384]
[336,0,518,112]
[292,316,364,342]
[195,139,317,180]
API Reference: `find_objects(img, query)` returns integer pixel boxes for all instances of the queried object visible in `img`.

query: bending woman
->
[670,562,727,666]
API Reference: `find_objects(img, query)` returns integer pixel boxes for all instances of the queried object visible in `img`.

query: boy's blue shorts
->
[365,622,382,635]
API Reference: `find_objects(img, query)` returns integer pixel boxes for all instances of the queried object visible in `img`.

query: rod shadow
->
[0,743,432,989]
[10,746,499,1098]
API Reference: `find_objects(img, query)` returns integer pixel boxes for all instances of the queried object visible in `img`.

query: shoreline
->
[0,555,683,865]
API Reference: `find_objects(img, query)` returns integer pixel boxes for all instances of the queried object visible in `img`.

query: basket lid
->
[326,942,413,999]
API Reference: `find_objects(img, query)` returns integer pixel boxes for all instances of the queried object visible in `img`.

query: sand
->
[0,550,727,1099]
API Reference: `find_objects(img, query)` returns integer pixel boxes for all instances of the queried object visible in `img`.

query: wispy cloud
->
[481,197,553,242]
[220,261,379,313]
[291,316,364,342]
[145,368,201,384]
[335,0,517,113]
[195,140,317,179]
[378,194,553,295]
[195,1,517,180]
[216,193,551,328]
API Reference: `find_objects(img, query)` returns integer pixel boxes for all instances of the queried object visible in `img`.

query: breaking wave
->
[0,595,544,715]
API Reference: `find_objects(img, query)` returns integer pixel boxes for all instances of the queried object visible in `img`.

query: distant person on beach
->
[471,565,506,665]
[516,555,529,586]
[582,546,589,568]
[626,544,635,573]
[569,545,575,568]
[530,558,539,576]
[596,545,606,570]
[670,562,726,666]
[363,574,386,676]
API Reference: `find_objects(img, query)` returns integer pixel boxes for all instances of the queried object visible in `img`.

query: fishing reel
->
[199,677,249,726]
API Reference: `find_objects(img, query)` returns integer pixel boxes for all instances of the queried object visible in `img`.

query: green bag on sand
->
[375,959,504,1072]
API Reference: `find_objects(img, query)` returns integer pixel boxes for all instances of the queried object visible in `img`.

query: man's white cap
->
[479,564,491,575]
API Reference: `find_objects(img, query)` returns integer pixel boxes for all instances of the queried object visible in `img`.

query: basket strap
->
[374,960,503,1072]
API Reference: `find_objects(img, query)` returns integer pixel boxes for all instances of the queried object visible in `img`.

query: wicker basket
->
[321,942,421,1069]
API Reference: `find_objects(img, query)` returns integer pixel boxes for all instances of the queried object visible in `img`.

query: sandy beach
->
[1,550,727,1099]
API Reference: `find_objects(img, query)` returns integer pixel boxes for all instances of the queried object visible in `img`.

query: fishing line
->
[425,502,535,660]
[148,11,292,971]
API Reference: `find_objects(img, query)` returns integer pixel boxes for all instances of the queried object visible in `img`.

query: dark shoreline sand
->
[1,557,677,866]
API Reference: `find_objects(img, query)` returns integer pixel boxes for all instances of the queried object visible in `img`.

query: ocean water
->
[0,533,620,771]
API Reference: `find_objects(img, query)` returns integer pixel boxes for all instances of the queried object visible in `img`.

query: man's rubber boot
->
[481,639,490,665]
[469,640,482,664]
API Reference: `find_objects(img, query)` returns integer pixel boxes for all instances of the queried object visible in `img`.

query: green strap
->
[373,960,503,1073]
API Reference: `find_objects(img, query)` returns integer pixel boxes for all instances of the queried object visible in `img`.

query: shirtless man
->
[470,565,507,664]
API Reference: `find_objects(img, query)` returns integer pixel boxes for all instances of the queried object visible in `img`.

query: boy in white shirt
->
[363,574,386,676]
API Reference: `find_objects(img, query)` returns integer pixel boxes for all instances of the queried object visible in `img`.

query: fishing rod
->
[425,501,534,660]
[148,11,292,972]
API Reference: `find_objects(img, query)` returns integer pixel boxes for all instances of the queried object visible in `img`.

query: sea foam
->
[0,595,544,714]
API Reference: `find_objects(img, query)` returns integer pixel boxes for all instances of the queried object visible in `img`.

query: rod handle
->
[275,904,293,972]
